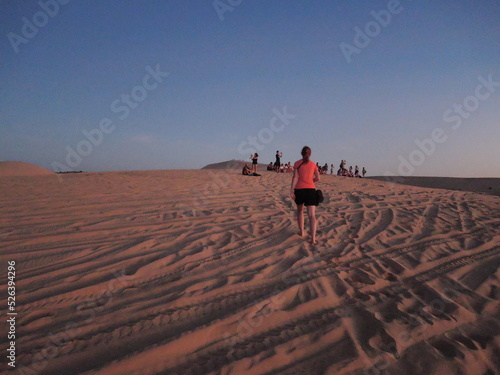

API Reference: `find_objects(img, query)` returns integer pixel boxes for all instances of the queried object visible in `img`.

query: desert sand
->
[1,165,499,375]
[368,176,500,197]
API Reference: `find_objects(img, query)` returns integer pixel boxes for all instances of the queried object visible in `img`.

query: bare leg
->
[296,204,304,236]
[307,205,317,244]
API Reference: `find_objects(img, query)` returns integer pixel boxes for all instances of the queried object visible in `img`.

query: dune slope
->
[0,170,499,375]
[0,161,54,177]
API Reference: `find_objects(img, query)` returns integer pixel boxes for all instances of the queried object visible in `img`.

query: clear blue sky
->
[1,0,499,176]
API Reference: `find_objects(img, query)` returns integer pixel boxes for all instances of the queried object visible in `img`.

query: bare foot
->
[310,240,317,245]
[297,231,304,237]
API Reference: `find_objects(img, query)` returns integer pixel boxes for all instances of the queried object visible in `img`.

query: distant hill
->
[202,159,269,170]
[368,176,500,197]
[0,161,54,177]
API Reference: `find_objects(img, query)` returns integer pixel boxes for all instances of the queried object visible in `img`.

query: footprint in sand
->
[383,272,397,281]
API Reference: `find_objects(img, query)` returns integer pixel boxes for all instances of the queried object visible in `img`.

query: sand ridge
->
[0,161,54,177]
[369,176,500,197]
[0,170,499,374]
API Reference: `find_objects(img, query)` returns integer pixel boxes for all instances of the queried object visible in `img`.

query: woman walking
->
[290,146,320,244]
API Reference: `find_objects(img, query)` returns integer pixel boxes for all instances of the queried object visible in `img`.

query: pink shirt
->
[293,159,317,189]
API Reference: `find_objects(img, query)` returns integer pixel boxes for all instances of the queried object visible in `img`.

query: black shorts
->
[294,189,318,206]
[252,159,258,165]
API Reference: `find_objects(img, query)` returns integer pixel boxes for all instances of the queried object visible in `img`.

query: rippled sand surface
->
[1,169,499,375]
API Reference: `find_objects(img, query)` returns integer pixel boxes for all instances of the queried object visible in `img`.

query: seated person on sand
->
[242,164,252,175]
[267,162,274,171]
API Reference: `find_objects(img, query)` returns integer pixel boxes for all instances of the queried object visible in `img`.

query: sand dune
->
[0,161,54,177]
[202,159,269,170]
[369,176,500,197]
[0,170,499,375]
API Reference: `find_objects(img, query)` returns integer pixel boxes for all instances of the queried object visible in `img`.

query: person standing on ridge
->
[275,150,282,172]
[251,153,258,174]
